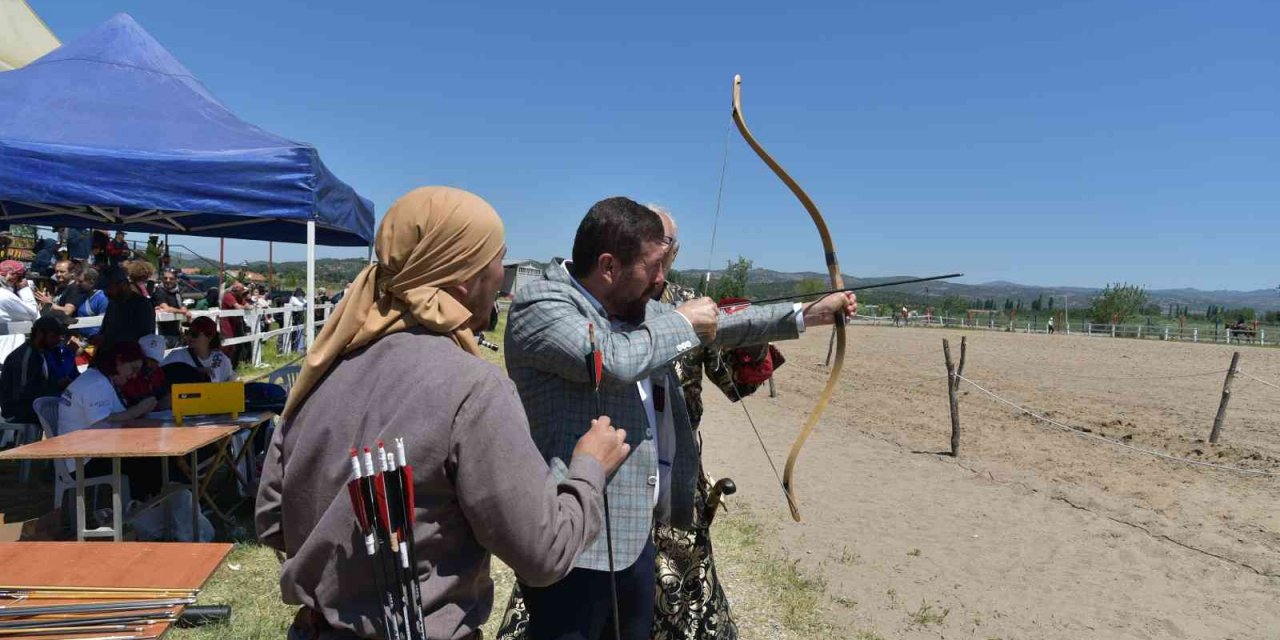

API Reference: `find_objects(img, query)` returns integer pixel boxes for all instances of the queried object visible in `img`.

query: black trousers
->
[521,538,656,640]
[81,457,164,501]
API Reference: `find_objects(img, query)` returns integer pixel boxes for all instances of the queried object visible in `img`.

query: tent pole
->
[219,238,225,302]
[306,220,316,349]
[269,241,274,288]
[367,243,373,265]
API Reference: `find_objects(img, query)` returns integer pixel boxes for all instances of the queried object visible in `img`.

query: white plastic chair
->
[267,364,301,393]
[0,420,39,483]
[32,397,119,512]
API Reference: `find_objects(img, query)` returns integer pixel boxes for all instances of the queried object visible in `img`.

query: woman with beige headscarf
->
[256,187,629,640]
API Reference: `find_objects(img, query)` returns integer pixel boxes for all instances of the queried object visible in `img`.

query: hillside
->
[705,269,1280,313]
[213,257,1279,312]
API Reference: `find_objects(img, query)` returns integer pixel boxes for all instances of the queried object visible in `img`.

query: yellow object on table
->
[171,381,245,425]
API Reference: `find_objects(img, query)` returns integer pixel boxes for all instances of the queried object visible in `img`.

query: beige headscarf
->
[282,186,505,419]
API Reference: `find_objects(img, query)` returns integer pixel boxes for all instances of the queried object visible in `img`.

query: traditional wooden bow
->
[731,74,846,522]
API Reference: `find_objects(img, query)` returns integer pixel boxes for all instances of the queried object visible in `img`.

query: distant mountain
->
[702,268,1280,312]
[207,257,1280,312]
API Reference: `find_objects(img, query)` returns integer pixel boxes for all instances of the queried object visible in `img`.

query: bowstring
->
[703,120,732,295]
[705,111,792,510]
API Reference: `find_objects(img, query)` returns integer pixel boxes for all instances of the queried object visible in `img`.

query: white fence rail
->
[852,314,1271,347]
[0,304,336,368]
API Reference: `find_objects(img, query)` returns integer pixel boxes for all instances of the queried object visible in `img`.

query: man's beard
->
[613,283,663,325]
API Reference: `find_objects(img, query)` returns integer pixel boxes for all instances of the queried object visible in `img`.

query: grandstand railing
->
[0,304,337,368]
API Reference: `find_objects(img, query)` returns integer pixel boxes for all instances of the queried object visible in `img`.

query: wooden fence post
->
[943,337,966,456]
[1209,352,1240,444]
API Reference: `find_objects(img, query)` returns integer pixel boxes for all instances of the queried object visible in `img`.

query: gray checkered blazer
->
[505,260,799,571]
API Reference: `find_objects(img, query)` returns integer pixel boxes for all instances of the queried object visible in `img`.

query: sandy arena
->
[697,325,1280,639]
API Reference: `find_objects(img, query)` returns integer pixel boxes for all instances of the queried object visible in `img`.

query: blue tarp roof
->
[0,13,374,246]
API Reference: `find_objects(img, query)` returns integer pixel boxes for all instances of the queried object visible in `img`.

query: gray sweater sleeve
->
[712,301,802,348]
[254,420,286,552]
[449,370,606,587]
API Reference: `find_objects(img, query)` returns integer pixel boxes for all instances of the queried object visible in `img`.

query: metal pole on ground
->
[1209,352,1240,444]
[268,241,274,289]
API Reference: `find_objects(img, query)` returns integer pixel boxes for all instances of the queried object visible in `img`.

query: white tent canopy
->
[0,0,59,71]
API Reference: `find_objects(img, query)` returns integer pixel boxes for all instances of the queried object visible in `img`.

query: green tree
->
[712,256,752,300]
[1225,307,1256,322]
[1088,282,1149,324]
[794,278,827,297]
[939,294,967,316]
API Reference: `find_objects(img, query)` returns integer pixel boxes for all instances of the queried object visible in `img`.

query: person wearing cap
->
[0,260,40,363]
[144,235,164,272]
[123,335,170,408]
[0,315,76,424]
[97,263,156,347]
[162,316,236,383]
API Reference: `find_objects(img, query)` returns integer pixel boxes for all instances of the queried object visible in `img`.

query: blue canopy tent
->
[0,13,374,345]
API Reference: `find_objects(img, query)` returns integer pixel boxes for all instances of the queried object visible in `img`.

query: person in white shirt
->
[58,341,163,499]
[162,316,237,383]
[0,260,40,363]
[58,340,157,435]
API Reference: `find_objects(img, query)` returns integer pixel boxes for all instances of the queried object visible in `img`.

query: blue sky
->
[32,1,1279,290]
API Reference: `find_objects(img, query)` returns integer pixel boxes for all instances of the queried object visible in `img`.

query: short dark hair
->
[92,341,143,375]
[569,197,665,278]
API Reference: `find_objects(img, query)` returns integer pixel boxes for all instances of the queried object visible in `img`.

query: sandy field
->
[697,325,1280,639]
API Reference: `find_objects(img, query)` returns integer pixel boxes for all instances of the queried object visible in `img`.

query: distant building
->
[503,260,542,297]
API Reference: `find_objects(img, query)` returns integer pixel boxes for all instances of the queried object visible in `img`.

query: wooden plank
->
[0,542,231,590]
[0,427,239,461]
[0,542,231,639]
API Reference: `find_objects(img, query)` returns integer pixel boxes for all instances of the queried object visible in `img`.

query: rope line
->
[954,373,1278,477]
[1021,368,1230,382]
[1237,369,1280,391]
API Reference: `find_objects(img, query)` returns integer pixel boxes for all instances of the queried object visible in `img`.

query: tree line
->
[677,263,1280,327]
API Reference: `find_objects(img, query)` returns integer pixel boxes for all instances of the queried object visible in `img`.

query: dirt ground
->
[697,325,1280,639]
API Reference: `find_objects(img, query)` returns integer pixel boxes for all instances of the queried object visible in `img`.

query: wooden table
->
[0,427,240,542]
[117,411,276,522]
[0,541,232,638]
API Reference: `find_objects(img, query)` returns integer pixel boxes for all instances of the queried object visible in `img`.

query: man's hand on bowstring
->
[573,416,630,476]
[802,292,857,326]
[676,297,719,343]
